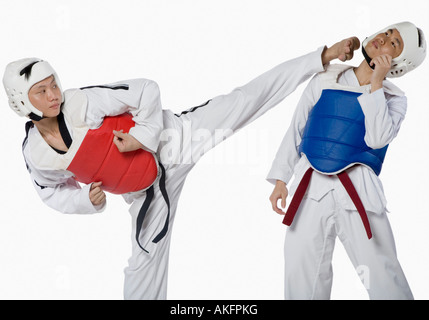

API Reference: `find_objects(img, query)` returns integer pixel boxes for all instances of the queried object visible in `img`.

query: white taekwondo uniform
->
[23,47,326,299]
[267,64,414,300]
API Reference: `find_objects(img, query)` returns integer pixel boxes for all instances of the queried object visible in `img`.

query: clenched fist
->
[89,181,106,206]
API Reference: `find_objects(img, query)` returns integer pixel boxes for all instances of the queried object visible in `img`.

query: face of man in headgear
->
[364,28,404,60]
[28,75,62,118]
[362,22,426,78]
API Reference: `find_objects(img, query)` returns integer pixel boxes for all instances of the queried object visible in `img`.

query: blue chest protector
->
[299,89,388,176]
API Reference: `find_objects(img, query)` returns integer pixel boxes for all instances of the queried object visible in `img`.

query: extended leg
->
[175,47,326,162]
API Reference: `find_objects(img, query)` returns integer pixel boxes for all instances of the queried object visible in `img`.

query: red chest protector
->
[67,113,158,194]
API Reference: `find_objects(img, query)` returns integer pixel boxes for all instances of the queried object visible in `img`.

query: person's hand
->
[90,181,106,206]
[269,180,289,215]
[322,37,360,64]
[370,54,392,92]
[337,37,360,62]
[113,130,144,153]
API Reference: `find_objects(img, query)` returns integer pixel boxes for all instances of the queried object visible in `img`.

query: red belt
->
[282,167,372,239]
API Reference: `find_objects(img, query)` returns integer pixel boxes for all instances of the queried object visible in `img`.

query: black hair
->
[19,61,40,81]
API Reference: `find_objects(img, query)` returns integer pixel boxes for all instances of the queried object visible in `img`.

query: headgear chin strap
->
[28,112,44,121]
[362,42,375,70]
[361,21,426,78]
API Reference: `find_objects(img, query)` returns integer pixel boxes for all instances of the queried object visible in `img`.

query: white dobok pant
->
[121,49,325,299]
[283,187,413,300]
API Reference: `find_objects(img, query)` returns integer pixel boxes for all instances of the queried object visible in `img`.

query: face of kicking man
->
[28,75,62,118]
[364,28,404,59]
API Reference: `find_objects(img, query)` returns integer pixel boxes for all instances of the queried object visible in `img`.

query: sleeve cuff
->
[358,88,385,117]
[129,126,160,153]
[266,166,293,186]
[303,46,329,76]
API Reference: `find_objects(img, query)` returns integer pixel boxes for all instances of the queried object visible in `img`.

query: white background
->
[0,0,428,300]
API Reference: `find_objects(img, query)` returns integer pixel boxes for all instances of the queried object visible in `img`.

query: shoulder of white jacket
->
[319,63,354,77]
[318,64,354,86]
[62,89,88,127]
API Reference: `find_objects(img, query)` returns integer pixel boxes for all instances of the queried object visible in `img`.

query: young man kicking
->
[3,37,357,299]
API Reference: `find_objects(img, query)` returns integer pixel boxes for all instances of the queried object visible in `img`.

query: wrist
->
[276,180,287,187]
[321,45,336,65]
[370,79,384,93]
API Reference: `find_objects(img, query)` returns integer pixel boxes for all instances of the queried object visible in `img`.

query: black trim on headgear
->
[362,40,375,70]
[20,61,41,80]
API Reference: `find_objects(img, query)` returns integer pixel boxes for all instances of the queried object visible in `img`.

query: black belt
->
[135,163,171,253]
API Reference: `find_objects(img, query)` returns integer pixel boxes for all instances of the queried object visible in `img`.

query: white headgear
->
[362,21,427,78]
[3,58,64,120]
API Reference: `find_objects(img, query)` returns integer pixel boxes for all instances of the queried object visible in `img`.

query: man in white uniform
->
[268,22,426,299]
[4,37,357,299]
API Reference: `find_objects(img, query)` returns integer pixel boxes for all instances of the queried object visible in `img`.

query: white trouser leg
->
[284,188,413,300]
[284,193,337,300]
[335,208,414,300]
[124,112,193,300]
[123,163,190,300]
